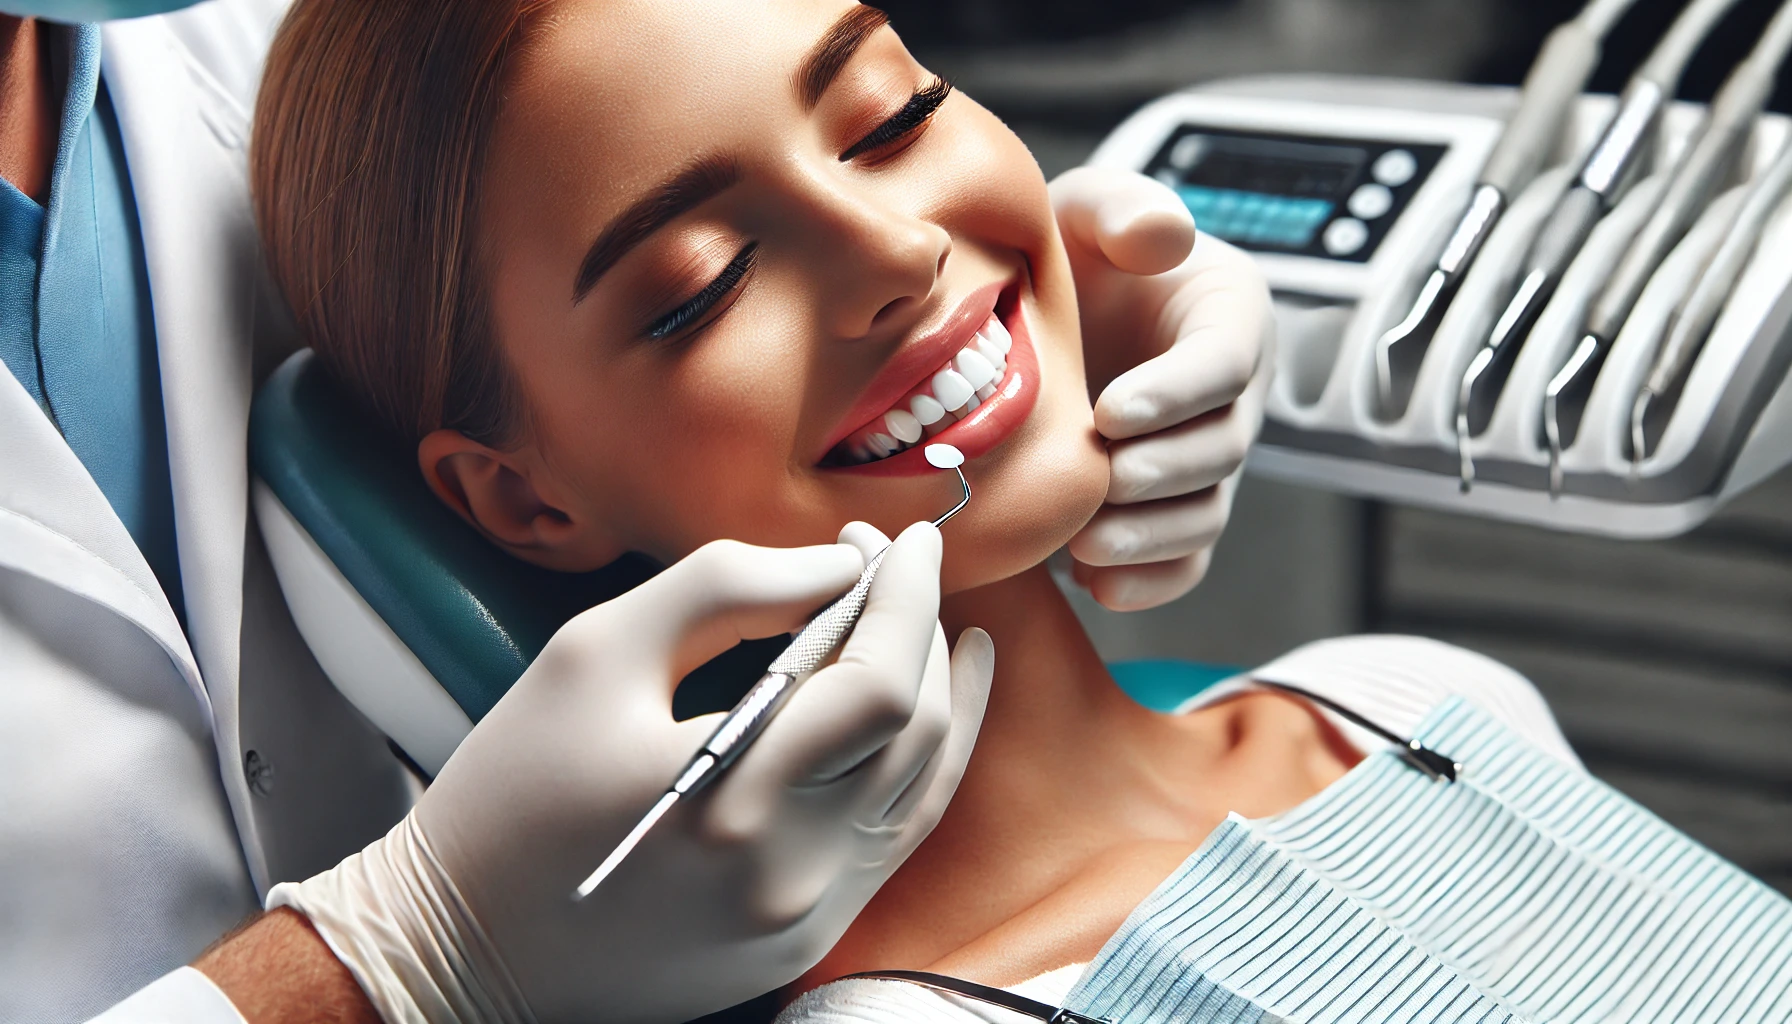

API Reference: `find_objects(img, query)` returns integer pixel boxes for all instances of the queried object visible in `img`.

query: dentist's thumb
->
[1051,165,1196,277]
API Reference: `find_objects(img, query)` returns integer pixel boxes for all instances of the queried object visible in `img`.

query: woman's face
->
[456,0,1108,591]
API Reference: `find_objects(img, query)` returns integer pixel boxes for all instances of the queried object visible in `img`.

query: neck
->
[802,563,1187,979]
[938,563,1146,781]
[0,16,54,204]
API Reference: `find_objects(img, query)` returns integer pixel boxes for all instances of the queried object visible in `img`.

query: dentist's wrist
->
[264,814,531,1024]
[192,908,380,1024]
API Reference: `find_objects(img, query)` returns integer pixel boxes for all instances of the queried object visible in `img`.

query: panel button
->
[1323,217,1370,256]
[1373,149,1418,187]
[1169,134,1207,170]
[1348,183,1394,220]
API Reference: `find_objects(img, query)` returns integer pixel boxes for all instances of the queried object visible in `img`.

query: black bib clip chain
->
[1257,681,1460,783]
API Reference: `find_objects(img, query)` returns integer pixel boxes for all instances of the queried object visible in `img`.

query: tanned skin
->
[0,17,378,1022]
[194,910,380,1024]
[0,16,53,201]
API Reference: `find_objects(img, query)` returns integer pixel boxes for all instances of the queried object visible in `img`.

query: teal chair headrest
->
[250,349,656,722]
[250,350,778,764]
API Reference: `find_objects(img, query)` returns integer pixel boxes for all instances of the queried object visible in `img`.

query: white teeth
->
[836,318,1017,466]
[975,335,1006,374]
[984,316,1012,354]
[884,409,922,444]
[932,368,975,411]
[954,349,998,390]
[910,394,946,426]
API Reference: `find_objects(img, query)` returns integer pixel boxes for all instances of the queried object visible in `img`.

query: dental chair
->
[249,348,1235,1024]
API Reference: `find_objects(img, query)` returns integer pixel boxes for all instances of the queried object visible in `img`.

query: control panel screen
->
[1142,127,1446,263]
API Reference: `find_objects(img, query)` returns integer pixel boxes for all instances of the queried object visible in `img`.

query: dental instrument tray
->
[1090,76,1792,538]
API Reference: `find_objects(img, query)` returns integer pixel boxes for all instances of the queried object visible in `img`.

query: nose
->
[792,168,952,338]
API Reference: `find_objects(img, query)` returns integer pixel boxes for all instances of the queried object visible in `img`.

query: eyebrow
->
[573,155,743,303]
[795,5,889,110]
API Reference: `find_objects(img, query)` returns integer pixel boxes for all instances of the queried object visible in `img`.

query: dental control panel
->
[1097,90,1500,302]
[1091,77,1792,538]
[1141,127,1448,266]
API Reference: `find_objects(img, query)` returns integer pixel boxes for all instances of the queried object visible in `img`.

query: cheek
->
[937,101,1061,282]
[534,344,814,560]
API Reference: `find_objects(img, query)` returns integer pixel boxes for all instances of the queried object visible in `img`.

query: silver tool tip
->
[1374,270,1449,416]
[1374,315,1418,413]
[573,790,680,901]
[1629,388,1655,479]
[1542,334,1602,500]
[1543,392,1564,500]
[1455,347,1495,494]
[1455,408,1475,494]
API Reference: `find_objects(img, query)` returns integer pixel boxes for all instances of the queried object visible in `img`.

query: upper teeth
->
[836,313,1011,465]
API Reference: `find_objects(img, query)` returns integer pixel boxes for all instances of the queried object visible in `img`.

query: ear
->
[417,429,625,572]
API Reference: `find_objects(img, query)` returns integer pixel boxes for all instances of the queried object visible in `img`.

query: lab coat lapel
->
[100,17,267,883]
[0,363,203,710]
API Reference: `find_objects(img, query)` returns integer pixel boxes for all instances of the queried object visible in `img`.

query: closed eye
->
[647,243,759,340]
[840,77,951,162]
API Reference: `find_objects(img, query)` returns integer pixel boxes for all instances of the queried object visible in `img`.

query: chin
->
[937,395,1109,595]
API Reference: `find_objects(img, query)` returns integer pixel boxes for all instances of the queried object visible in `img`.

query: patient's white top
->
[779,634,1580,1024]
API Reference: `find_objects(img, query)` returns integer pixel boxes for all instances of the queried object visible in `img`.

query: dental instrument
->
[1374,0,1638,419]
[1632,143,1792,471]
[1456,0,1748,492]
[574,444,972,900]
[1544,0,1792,495]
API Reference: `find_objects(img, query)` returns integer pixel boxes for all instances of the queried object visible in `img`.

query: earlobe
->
[417,429,623,571]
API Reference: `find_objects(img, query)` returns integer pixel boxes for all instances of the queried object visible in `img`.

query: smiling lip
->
[826,287,1039,477]
[817,279,1010,462]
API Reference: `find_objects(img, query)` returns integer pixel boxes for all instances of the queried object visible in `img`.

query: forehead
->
[499,0,860,208]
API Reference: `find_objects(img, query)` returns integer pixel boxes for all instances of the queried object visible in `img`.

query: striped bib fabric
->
[1058,697,1792,1024]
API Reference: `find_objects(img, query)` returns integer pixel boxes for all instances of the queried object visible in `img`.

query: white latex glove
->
[1052,166,1276,612]
[269,522,993,1024]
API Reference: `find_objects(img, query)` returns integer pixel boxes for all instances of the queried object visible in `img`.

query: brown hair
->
[252,0,551,446]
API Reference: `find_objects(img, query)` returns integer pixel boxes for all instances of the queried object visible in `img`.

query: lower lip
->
[830,301,1041,477]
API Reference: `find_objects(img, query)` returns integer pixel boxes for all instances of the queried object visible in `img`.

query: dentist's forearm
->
[193,909,381,1024]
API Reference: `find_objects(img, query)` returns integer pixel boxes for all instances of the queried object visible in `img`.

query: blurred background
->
[881,0,1792,893]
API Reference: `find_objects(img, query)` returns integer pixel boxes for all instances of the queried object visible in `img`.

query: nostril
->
[870,295,914,330]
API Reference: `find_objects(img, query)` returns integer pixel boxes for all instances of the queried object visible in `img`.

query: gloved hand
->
[268,522,994,1024]
[1052,166,1276,612]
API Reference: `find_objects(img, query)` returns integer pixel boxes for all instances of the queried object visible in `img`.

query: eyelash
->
[642,80,950,341]
[840,76,952,162]
[647,242,759,340]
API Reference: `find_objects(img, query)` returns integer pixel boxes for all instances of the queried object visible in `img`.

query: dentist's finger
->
[1105,409,1251,504]
[1093,237,1272,441]
[1051,166,1196,276]
[725,522,943,790]
[852,624,956,826]
[1104,362,1267,504]
[1074,548,1215,612]
[837,520,892,564]
[891,627,992,841]
[1068,486,1231,567]
[579,538,863,685]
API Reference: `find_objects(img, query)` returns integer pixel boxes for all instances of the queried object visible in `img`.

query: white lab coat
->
[0,3,415,1020]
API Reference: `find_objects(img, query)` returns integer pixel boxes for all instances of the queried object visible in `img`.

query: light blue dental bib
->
[866,698,1792,1024]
